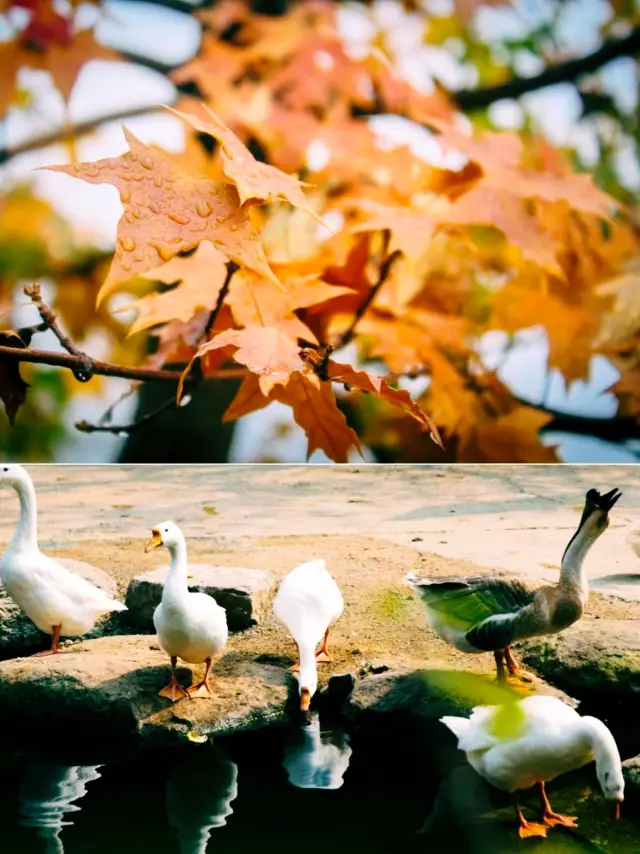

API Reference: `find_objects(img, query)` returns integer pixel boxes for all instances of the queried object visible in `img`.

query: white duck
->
[273,558,343,711]
[0,464,127,655]
[442,694,624,839]
[145,521,228,701]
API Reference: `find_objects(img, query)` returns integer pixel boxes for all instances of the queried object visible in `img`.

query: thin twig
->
[335,235,401,349]
[76,397,177,435]
[184,260,240,392]
[0,102,173,166]
[24,283,83,356]
[23,282,97,381]
[204,261,240,341]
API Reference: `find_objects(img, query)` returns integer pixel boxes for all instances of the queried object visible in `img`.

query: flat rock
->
[521,618,640,700]
[0,635,293,748]
[0,559,120,655]
[125,564,275,632]
[342,666,575,739]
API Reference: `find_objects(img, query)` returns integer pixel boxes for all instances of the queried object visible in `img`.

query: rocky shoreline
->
[1,537,640,801]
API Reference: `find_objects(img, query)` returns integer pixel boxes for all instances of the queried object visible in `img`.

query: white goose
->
[0,464,126,655]
[442,695,624,839]
[145,521,228,701]
[273,558,343,711]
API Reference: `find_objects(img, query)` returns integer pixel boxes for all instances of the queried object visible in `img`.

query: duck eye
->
[3,467,8,472]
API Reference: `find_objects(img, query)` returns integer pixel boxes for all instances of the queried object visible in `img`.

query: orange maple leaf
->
[327,360,443,448]
[270,371,362,462]
[0,27,117,112]
[425,117,615,218]
[42,126,279,299]
[189,325,305,394]
[222,370,362,463]
[168,104,321,221]
[490,284,601,382]
[120,242,229,335]
[447,185,563,275]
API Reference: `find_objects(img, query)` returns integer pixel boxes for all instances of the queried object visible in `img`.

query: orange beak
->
[612,801,621,820]
[300,687,311,712]
[145,529,162,553]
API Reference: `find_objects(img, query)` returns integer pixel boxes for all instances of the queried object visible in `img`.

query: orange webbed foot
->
[187,682,212,699]
[159,681,189,702]
[543,812,578,829]
[518,821,548,839]
[315,651,332,663]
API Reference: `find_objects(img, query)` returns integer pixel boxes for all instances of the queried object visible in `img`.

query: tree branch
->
[75,396,177,435]
[335,236,400,349]
[0,102,173,166]
[455,25,640,110]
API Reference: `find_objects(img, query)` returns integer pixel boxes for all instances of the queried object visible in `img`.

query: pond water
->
[1,709,639,854]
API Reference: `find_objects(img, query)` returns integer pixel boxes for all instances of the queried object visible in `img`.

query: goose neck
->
[9,477,38,553]
[559,522,600,590]
[164,539,189,601]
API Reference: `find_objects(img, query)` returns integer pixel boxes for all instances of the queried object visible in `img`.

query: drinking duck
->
[273,558,343,711]
[441,694,624,838]
[406,487,621,683]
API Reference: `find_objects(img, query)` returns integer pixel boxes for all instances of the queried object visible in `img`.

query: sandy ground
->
[1,464,640,678]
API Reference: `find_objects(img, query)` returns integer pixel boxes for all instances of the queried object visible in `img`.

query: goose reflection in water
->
[18,762,102,854]
[283,712,352,790]
[166,743,238,854]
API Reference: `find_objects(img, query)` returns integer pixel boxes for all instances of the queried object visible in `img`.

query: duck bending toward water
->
[273,559,343,711]
[146,521,228,701]
[406,487,621,683]
[0,465,126,655]
[442,695,624,838]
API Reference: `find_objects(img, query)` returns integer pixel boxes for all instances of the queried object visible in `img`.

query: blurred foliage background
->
[0,0,639,462]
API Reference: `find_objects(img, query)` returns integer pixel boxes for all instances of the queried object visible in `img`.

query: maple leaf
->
[490,284,601,382]
[222,370,362,463]
[350,200,439,262]
[0,28,117,113]
[446,186,563,275]
[270,371,361,462]
[471,408,559,463]
[222,372,272,422]
[0,330,29,425]
[326,360,443,448]
[190,325,305,394]
[226,271,318,343]
[42,127,280,299]
[226,270,355,344]
[425,117,616,218]
[120,242,229,335]
[168,105,320,221]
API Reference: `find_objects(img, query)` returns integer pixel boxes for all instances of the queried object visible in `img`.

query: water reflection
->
[166,743,238,854]
[18,762,102,854]
[282,712,352,790]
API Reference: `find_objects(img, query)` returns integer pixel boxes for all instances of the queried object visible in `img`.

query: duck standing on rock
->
[406,487,622,684]
[0,465,127,655]
[441,695,624,838]
[145,521,228,701]
[273,559,344,711]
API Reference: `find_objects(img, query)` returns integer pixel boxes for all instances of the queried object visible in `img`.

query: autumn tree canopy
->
[0,0,639,462]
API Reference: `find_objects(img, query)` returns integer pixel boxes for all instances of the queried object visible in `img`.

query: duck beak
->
[300,687,311,712]
[145,529,162,553]
[611,800,622,820]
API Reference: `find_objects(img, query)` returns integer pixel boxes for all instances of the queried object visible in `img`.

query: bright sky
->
[1,0,638,462]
